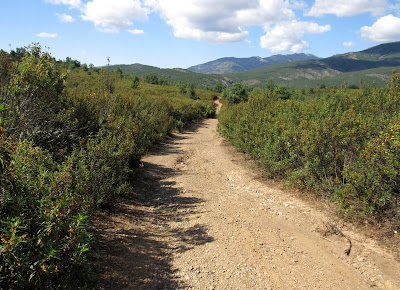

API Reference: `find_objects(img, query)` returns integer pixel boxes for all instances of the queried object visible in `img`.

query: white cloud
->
[306,0,388,17]
[45,0,81,9]
[343,41,355,47]
[128,29,145,34]
[44,0,332,52]
[81,0,149,33]
[360,14,400,41]
[260,21,331,52]
[36,32,58,38]
[57,13,75,23]
[146,0,295,43]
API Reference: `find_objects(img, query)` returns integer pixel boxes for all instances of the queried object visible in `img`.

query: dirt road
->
[98,117,400,289]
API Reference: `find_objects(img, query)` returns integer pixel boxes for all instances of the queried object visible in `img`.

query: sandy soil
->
[97,114,400,289]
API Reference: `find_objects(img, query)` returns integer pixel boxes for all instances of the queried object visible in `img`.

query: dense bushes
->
[219,73,400,221]
[0,138,95,288]
[338,120,400,220]
[0,45,215,288]
[222,83,249,104]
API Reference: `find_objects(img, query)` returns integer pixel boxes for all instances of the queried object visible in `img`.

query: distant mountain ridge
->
[187,53,319,74]
[226,41,400,88]
[109,41,400,89]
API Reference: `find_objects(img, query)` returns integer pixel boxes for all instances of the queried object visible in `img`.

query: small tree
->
[348,84,359,89]
[177,81,187,94]
[188,83,199,100]
[9,47,26,61]
[7,44,66,143]
[81,63,88,72]
[158,78,169,86]
[144,73,159,84]
[114,66,123,79]
[213,82,225,93]
[265,78,275,92]
[131,72,139,89]
[225,83,249,104]
[275,85,292,100]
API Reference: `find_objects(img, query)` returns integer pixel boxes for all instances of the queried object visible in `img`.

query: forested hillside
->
[106,63,227,88]
[111,42,400,89]
[187,53,319,74]
[0,45,215,288]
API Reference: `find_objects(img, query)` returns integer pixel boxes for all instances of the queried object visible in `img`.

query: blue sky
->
[2,0,400,68]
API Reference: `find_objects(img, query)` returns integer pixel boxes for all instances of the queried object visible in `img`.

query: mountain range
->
[187,53,319,74]
[109,41,400,89]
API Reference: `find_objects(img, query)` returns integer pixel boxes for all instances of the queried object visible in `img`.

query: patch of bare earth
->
[244,79,261,86]
[97,117,400,289]
[366,73,392,81]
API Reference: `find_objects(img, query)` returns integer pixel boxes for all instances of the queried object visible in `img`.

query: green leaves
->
[0,44,216,288]
[219,72,400,221]
[339,120,400,218]
[130,72,140,89]
[0,140,94,288]
[223,83,249,104]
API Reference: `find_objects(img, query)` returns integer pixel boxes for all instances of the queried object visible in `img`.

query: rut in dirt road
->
[98,118,400,289]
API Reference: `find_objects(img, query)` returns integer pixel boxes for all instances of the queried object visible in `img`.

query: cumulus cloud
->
[128,29,145,34]
[45,0,81,9]
[260,21,331,52]
[36,32,58,38]
[44,0,332,52]
[57,13,75,23]
[343,41,355,47]
[360,14,400,41]
[81,0,149,33]
[306,0,388,17]
[146,0,295,43]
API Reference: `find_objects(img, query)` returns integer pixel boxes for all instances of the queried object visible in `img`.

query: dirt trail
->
[98,117,400,289]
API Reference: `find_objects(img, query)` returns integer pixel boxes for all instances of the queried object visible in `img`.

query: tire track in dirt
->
[98,118,400,289]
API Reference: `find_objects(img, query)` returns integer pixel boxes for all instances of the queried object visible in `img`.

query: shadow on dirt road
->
[97,155,213,289]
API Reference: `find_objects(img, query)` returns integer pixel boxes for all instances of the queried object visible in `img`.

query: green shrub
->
[0,135,95,288]
[274,85,292,100]
[0,43,215,288]
[130,72,139,89]
[219,72,400,221]
[223,83,249,104]
[6,45,66,142]
[177,81,187,94]
[338,120,400,219]
[213,82,225,93]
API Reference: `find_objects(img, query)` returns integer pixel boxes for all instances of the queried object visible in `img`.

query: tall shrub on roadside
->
[219,72,400,222]
[337,121,400,219]
[0,130,95,289]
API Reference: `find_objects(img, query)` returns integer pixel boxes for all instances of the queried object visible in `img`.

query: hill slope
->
[109,41,400,89]
[107,63,227,88]
[187,53,319,74]
[229,41,400,88]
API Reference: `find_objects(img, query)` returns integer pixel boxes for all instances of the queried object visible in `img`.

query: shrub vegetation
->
[0,44,215,288]
[219,72,400,223]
